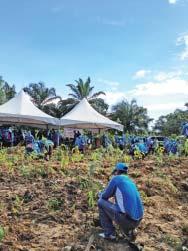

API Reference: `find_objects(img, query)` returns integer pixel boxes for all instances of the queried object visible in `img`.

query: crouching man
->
[98,162,144,241]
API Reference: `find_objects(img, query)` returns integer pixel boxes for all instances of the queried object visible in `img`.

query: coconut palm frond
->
[90,91,106,100]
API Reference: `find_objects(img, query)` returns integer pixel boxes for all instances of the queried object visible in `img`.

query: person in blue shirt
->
[75,134,86,153]
[25,131,35,145]
[182,122,188,138]
[101,133,112,148]
[114,132,119,145]
[137,142,148,157]
[98,162,144,241]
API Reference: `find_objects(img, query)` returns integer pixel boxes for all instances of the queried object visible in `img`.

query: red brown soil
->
[0,149,187,251]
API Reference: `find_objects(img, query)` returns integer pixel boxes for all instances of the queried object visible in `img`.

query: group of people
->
[0,127,23,147]
[24,129,63,160]
[0,127,63,160]
[1,122,188,160]
[22,128,188,159]
[74,132,174,157]
[114,134,188,157]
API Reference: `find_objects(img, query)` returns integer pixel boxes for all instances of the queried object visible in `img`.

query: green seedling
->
[0,225,5,242]
[88,191,95,208]
[47,198,64,211]
[12,195,23,214]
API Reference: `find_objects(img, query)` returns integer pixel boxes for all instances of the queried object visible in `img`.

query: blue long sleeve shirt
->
[101,175,144,221]
[137,143,148,154]
[182,123,188,137]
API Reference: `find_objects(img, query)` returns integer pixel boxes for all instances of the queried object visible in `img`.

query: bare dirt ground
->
[0,149,187,251]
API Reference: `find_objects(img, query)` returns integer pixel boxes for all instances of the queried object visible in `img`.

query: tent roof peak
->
[61,98,123,131]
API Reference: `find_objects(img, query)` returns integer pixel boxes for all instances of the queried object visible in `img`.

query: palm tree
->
[61,77,107,115]
[112,99,153,133]
[57,97,76,115]
[66,77,105,101]
[24,82,61,109]
[42,103,63,119]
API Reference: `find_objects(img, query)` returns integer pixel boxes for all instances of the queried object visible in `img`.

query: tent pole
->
[11,124,15,148]
[57,120,60,147]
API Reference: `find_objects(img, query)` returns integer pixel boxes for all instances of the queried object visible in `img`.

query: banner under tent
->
[60,98,123,131]
[0,90,60,128]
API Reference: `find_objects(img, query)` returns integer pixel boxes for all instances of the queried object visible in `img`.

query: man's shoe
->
[126,229,137,242]
[98,232,116,240]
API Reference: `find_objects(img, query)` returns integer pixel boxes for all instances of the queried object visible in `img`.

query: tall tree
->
[63,77,108,115]
[112,99,153,133]
[3,82,16,100]
[153,106,188,136]
[57,98,76,116]
[42,103,63,119]
[89,98,109,115]
[24,82,60,109]
[67,77,105,101]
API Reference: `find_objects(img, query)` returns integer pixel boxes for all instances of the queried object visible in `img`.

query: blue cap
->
[113,162,128,173]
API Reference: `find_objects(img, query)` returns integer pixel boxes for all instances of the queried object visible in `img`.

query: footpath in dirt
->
[0,148,187,251]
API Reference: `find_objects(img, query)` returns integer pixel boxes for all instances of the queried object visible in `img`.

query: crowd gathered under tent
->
[0,121,187,160]
[0,91,187,160]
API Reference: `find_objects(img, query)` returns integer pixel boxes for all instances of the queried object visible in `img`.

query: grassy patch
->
[162,234,182,250]
[47,198,64,211]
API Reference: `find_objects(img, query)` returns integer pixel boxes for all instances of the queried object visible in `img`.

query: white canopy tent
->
[0,90,60,128]
[60,98,123,131]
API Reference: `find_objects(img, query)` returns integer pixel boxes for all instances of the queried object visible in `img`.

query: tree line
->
[0,75,187,135]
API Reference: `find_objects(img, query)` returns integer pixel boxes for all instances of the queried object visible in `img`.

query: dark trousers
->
[98,198,141,236]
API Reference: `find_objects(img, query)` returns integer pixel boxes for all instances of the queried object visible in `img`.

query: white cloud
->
[101,74,188,120]
[177,33,188,60]
[133,70,151,79]
[102,91,126,106]
[168,0,177,4]
[154,70,182,81]
[146,102,184,111]
[130,79,188,96]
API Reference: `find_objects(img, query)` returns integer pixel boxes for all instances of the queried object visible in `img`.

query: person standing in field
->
[98,162,144,241]
[182,122,188,138]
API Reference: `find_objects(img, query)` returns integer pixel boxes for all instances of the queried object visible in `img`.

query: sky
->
[0,0,188,120]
